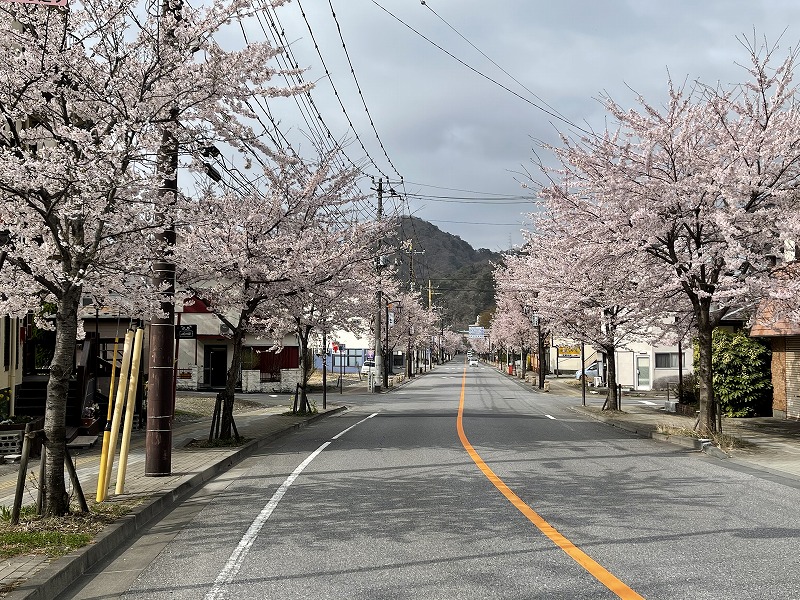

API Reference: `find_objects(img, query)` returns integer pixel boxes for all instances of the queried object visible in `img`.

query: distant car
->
[575,362,600,380]
[469,358,479,367]
[361,360,375,375]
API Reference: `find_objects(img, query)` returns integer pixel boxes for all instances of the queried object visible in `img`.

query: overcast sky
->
[250,1,800,251]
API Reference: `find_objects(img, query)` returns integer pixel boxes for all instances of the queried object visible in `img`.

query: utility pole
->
[373,179,384,393]
[146,0,179,476]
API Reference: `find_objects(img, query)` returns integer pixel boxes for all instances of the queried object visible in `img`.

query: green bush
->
[695,329,772,417]
[0,387,10,418]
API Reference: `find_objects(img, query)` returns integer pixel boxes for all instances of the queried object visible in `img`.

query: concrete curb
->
[6,406,347,600]
[571,406,732,458]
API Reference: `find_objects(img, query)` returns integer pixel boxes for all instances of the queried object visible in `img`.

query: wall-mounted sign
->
[175,324,197,340]
[558,345,581,358]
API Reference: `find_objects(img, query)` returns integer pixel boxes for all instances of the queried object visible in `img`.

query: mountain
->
[392,216,500,331]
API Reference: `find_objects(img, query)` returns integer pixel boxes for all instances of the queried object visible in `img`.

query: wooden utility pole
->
[146,0,179,476]
[373,179,383,393]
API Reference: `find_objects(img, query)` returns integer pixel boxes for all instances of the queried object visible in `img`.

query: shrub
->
[694,329,772,417]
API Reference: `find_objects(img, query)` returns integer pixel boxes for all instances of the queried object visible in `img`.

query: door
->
[204,345,228,388]
[636,356,651,390]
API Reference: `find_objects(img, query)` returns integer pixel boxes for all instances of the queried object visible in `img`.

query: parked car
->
[575,362,600,380]
[361,360,375,375]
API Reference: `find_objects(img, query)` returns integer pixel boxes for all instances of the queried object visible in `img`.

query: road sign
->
[468,325,485,339]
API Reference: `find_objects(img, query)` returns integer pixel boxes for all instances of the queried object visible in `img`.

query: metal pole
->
[677,338,684,403]
[322,327,327,409]
[384,298,389,389]
[581,341,586,406]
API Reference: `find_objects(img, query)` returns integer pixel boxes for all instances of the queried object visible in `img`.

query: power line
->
[427,219,524,226]
[327,0,403,180]
[295,0,401,181]
[370,0,593,136]
[403,180,518,196]
[404,192,533,204]
[420,1,577,132]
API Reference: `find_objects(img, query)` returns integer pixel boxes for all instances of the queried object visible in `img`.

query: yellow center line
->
[456,367,645,600]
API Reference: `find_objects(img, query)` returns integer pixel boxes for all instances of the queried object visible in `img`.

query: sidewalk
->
[0,383,366,600]
[509,368,800,480]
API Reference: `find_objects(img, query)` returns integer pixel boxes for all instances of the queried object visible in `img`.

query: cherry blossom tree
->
[0,0,305,515]
[467,334,488,357]
[382,287,431,373]
[488,289,537,377]
[500,209,668,408]
[441,329,465,358]
[272,260,378,415]
[535,38,800,432]
[177,151,390,433]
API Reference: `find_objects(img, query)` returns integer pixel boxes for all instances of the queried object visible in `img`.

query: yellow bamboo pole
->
[115,328,143,494]
[103,330,134,496]
[95,334,120,502]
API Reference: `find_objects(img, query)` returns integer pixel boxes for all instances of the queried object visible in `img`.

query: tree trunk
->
[695,302,716,434]
[604,345,618,411]
[295,325,312,414]
[44,285,82,516]
[219,312,248,440]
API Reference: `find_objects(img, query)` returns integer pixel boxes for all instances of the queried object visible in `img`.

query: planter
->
[0,416,44,432]
[0,417,44,457]
[79,417,102,436]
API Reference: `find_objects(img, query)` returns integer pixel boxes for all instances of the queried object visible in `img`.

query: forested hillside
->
[392,216,500,330]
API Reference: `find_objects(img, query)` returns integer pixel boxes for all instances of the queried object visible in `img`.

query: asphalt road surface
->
[58,359,800,599]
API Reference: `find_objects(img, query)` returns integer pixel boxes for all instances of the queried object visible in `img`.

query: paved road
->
[57,361,800,599]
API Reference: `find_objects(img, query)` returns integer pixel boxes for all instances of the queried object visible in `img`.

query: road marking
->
[456,368,644,600]
[545,414,556,420]
[331,413,378,440]
[205,415,377,599]
[638,400,658,406]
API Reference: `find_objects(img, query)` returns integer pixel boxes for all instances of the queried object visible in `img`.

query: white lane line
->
[638,400,658,406]
[545,414,556,420]
[204,415,378,600]
[331,412,378,440]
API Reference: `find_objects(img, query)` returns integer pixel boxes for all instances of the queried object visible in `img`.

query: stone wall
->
[279,368,302,393]
[242,370,265,393]
[176,366,200,391]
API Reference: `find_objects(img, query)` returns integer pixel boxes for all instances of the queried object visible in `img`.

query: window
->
[332,349,361,368]
[655,352,682,369]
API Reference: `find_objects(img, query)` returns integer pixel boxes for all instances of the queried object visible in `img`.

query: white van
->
[361,360,375,375]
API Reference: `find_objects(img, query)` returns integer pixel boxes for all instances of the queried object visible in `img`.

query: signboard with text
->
[558,345,581,358]
[468,326,485,339]
[175,324,197,340]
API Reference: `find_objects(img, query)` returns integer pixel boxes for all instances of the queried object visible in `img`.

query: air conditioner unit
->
[219,324,231,335]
